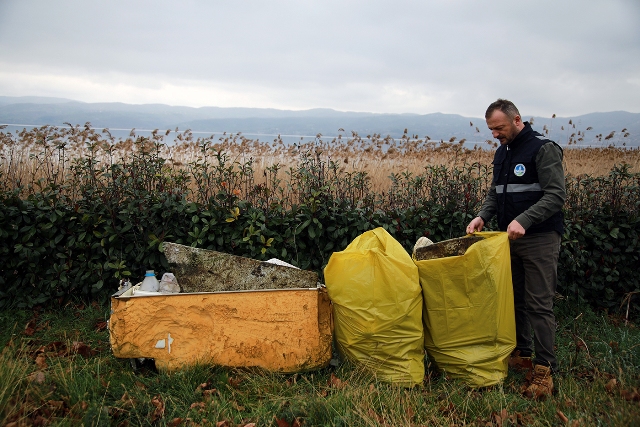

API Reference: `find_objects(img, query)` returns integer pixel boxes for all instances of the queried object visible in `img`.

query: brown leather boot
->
[509,350,533,372]
[523,364,554,400]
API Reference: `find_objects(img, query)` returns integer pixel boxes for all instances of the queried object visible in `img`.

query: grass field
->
[0,300,638,426]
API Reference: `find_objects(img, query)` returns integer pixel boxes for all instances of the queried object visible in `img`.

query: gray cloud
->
[0,0,638,117]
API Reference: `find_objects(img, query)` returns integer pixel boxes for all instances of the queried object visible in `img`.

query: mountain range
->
[1,96,638,147]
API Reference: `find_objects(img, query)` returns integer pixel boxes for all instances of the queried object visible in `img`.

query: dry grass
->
[1,125,639,195]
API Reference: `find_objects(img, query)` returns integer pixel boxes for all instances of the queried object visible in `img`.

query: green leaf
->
[297,219,311,234]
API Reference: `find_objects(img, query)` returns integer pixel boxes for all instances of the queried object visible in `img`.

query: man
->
[466,99,566,400]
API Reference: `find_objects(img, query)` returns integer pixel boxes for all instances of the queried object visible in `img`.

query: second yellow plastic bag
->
[415,232,516,387]
[324,227,424,386]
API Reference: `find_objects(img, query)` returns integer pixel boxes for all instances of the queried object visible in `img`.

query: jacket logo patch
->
[514,164,526,177]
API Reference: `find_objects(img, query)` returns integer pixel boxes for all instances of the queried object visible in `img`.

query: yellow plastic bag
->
[324,227,424,386]
[415,232,515,387]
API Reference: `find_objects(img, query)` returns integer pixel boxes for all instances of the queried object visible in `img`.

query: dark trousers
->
[509,231,561,371]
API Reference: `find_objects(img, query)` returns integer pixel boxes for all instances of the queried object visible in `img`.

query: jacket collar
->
[508,122,533,150]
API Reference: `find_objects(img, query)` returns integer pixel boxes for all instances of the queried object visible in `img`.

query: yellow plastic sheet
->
[415,232,516,387]
[324,227,424,386]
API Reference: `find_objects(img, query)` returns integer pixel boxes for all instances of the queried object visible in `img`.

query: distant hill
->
[1,96,638,147]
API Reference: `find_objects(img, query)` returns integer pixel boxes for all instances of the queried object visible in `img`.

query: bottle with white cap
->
[138,270,160,292]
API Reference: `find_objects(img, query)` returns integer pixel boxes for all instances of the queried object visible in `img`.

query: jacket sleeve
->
[514,142,566,230]
[478,185,497,224]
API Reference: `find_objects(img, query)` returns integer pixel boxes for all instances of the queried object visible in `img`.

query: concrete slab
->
[162,242,319,293]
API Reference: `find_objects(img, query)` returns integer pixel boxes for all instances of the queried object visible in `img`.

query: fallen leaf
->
[95,321,108,331]
[150,395,165,422]
[228,376,242,388]
[243,424,257,427]
[196,382,218,400]
[620,387,640,402]
[275,418,291,427]
[286,374,298,387]
[605,378,617,393]
[329,373,347,389]
[46,341,67,356]
[195,382,210,392]
[438,403,454,416]
[32,415,48,427]
[292,417,303,427]
[29,370,46,384]
[24,318,37,336]
[557,410,569,423]
[190,402,206,410]
[491,409,508,426]
[135,380,147,389]
[216,421,230,427]
[110,406,127,418]
[233,401,245,411]
[405,406,415,419]
[35,353,48,369]
[203,389,218,398]
[71,341,98,357]
[168,418,184,427]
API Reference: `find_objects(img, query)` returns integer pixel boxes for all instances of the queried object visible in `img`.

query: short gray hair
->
[485,99,520,120]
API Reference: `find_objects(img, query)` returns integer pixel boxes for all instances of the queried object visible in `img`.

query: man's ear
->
[514,114,522,125]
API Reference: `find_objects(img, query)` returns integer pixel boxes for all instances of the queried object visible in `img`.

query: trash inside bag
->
[324,227,424,386]
[412,236,434,256]
[415,232,516,388]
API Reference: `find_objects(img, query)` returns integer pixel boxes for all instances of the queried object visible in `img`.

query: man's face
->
[486,110,522,145]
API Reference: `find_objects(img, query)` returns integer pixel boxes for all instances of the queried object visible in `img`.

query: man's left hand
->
[507,220,526,240]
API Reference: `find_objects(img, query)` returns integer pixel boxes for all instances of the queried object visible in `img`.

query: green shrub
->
[0,128,638,318]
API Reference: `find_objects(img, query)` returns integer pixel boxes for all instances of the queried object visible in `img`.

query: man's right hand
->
[466,217,485,234]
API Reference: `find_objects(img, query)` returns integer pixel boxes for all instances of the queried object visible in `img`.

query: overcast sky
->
[1,0,639,117]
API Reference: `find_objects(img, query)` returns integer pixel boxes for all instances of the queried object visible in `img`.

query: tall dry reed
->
[1,124,638,198]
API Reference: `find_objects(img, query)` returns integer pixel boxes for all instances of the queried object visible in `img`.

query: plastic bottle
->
[138,270,160,292]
